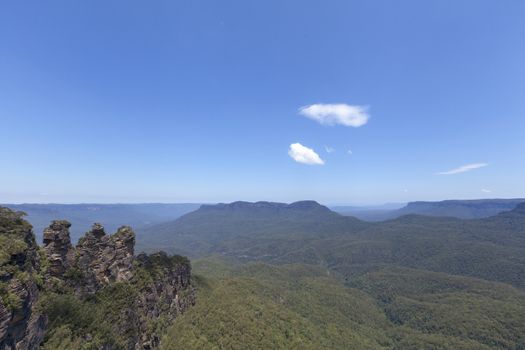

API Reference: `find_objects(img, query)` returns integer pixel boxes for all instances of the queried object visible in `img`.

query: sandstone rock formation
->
[42,220,74,278]
[1,207,195,350]
[0,208,47,350]
[71,223,135,295]
[134,252,195,349]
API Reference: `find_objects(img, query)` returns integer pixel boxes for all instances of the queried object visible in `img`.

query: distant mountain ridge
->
[334,198,525,221]
[137,200,367,256]
[512,202,525,214]
[198,200,335,217]
[397,198,525,218]
[2,203,201,242]
[138,199,525,290]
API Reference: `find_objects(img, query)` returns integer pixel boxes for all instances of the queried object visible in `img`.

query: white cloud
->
[436,163,488,175]
[347,149,353,155]
[299,103,369,127]
[288,143,324,165]
[324,146,335,153]
[481,189,492,193]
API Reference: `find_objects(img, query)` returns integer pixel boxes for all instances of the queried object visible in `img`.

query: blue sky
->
[1,0,524,204]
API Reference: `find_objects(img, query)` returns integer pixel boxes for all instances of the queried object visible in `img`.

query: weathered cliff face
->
[0,208,47,350]
[134,252,195,349]
[42,220,74,278]
[0,280,46,350]
[42,221,135,296]
[41,222,195,349]
[1,208,195,350]
[70,223,135,295]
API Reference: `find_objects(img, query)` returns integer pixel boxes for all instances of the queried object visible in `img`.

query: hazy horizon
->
[3,196,525,208]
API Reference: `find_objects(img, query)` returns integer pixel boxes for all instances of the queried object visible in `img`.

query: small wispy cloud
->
[481,189,492,193]
[299,103,369,127]
[324,146,335,153]
[436,163,488,175]
[347,149,353,155]
[288,143,324,165]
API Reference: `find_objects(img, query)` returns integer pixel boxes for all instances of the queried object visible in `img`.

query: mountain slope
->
[137,201,368,256]
[154,203,525,349]
[139,201,525,289]
[334,199,525,221]
[159,258,525,349]
[393,199,525,219]
[271,205,525,289]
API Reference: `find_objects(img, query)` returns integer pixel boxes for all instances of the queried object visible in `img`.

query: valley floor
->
[160,256,525,350]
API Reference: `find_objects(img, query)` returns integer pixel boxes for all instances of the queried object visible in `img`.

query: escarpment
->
[44,222,136,296]
[0,207,195,350]
[42,220,74,278]
[0,208,46,350]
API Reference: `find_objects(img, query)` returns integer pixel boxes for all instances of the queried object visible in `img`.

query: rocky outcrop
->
[40,221,195,349]
[73,224,135,295]
[0,208,47,350]
[134,252,195,349]
[41,222,136,296]
[42,220,74,278]
[1,207,195,350]
[1,279,46,350]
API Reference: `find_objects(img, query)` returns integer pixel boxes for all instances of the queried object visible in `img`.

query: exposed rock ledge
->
[43,221,136,296]
[0,208,46,350]
[1,208,195,350]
